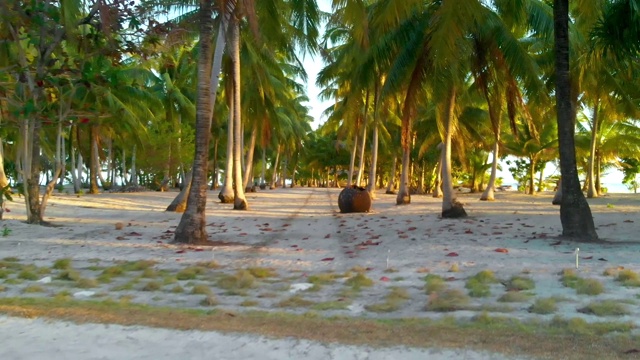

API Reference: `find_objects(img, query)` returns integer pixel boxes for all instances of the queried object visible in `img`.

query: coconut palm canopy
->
[0,0,638,241]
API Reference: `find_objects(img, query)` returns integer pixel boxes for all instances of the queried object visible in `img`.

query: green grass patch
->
[23,285,47,293]
[17,270,39,281]
[142,281,163,292]
[120,260,157,272]
[0,269,12,279]
[575,278,604,296]
[2,257,20,262]
[101,266,126,277]
[57,269,82,282]
[426,289,470,312]
[498,291,531,303]
[53,258,73,270]
[365,287,410,313]
[616,269,640,287]
[240,300,260,307]
[424,274,446,295]
[176,267,206,280]
[247,267,278,279]
[307,272,339,285]
[216,270,255,290]
[560,268,580,288]
[195,261,222,269]
[345,273,373,290]
[75,277,98,288]
[551,316,634,336]
[578,300,629,316]
[529,298,558,315]
[170,285,184,293]
[276,295,315,308]
[312,300,351,311]
[504,276,535,291]
[191,285,213,295]
[141,268,159,279]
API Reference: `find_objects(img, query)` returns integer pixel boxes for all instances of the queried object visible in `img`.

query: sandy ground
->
[1,187,640,359]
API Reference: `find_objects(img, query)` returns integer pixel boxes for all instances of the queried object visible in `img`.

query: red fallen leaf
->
[550,240,562,246]
[408,227,417,231]
[126,232,143,236]
[163,230,174,234]
[239,233,247,236]
[598,257,608,261]
[366,267,373,271]
[357,246,368,250]
[446,277,457,281]
[320,257,334,261]
[324,234,331,238]
[399,234,409,239]
[116,236,127,241]
[494,248,509,253]
[345,251,354,254]
[581,256,593,260]
[4,208,10,212]
[302,237,309,240]
[194,248,204,252]
[380,276,391,282]
[291,245,298,248]
[465,229,473,234]
[262,228,273,231]
[175,250,185,254]
[446,252,459,257]
[156,240,163,243]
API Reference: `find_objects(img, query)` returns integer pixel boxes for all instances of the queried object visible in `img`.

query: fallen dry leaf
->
[494,248,509,253]
[446,252,459,257]
[320,257,334,261]
[380,276,390,282]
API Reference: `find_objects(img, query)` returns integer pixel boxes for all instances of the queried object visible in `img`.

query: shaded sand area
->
[1,188,640,359]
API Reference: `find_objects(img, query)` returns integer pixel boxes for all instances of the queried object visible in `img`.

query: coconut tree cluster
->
[1,0,639,242]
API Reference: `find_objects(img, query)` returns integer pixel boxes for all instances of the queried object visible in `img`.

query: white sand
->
[1,187,639,359]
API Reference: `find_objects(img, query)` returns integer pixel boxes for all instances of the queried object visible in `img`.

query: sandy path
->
[0,315,521,360]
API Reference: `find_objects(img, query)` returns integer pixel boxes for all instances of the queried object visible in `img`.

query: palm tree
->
[174,0,217,244]
[553,0,598,240]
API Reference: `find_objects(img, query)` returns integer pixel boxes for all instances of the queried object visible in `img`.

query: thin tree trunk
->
[347,134,358,187]
[230,17,247,210]
[243,123,258,191]
[480,138,499,200]
[40,122,64,215]
[270,146,280,189]
[218,90,235,202]
[433,144,443,198]
[89,125,100,194]
[538,165,545,192]
[356,122,367,187]
[441,88,466,218]
[173,0,216,244]
[130,145,138,187]
[586,100,599,198]
[528,157,536,195]
[386,156,397,194]
[121,149,127,186]
[553,0,597,240]
[260,147,267,188]
[367,115,379,196]
[0,136,8,190]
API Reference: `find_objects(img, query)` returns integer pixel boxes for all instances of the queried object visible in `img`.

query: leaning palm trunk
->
[480,138,499,201]
[356,122,367,186]
[0,136,8,189]
[130,145,138,187]
[230,18,247,210]
[173,0,217,243]
[166,169,192,212]
[586,101,599,198]
[432,154,443,198]
[366,118,379,197]
[441,88,466,218]
[347,134,358,187]
[396,148,411,204]
[89,125,100,194]
[242,123,258,191]
[270,146,280,189]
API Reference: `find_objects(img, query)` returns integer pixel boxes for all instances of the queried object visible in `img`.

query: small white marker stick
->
[386,249,390,269]
[575,248,580,269]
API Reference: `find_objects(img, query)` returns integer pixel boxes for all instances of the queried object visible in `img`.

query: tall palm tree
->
[553,0,598,240]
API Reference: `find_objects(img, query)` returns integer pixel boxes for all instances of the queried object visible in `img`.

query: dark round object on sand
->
[338,186,372,213]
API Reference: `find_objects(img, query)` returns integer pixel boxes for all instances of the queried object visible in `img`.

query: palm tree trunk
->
[219,105,234,202]
[386,156,397,194]
[166,169,192,212]
[553,0,597,240]
[40,122,64,215]
[396,147,411,204]
[173,0,216,243]
[270,146,280,189]
[210,138,219,190]
[367,115,379,196]
[130,145,138,187]
[242,123,258,191]
[433,144,443,198]
[528,157,536,195]
[0,136,8,189]
[480,137,499,200]
[442,88,466,218]
[356,122,367,186]
[587,100,599,198]
[261,147,267,188]
[347,134,358,187]
[230,18,247,210]
[89,125,100,194]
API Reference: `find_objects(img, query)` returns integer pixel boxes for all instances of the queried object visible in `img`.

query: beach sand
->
[1,187,639,359]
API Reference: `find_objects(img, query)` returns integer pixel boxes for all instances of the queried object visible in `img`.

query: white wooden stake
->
[575,248,580,269]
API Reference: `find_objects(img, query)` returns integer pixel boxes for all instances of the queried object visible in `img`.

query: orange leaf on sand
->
[380,276,390,282]
[494,248,509,253]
